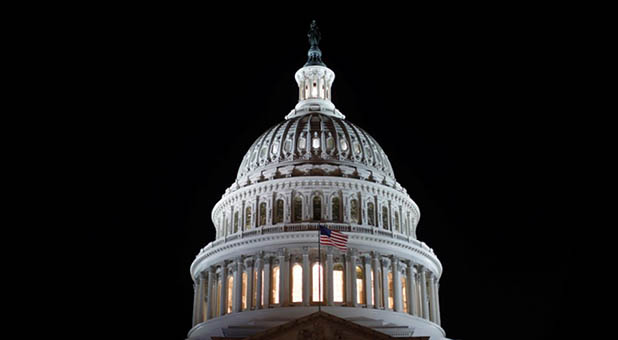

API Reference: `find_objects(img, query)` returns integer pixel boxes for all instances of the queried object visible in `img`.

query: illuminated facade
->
[188,22,449,340]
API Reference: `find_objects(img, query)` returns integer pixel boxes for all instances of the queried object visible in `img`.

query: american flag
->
[319,225,348,252]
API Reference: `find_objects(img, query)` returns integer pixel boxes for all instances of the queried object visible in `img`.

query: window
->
[312,134,320,149]
[326,136,334,151]
[402,275,408,313]
[271,265,280,304]
[245,206,252,229]
[227,275,233,313]
[382,206,389,229]
[271,141,279,154]
[242,272,248,310]
[333,263,345,303]
[394,211,399,232]
[284,139,292,153]
[259,145,268,160]
[312,262,323,302]
[313,196,321,221]
[292,264,303,303]
[353,142,361,155]
[340,137,348,151]
[356,265,365,305]
[259,202,267,226]
[298,135,306,150]
[367,202,375,226]
[293,196,303,222]
[332,196,340,222]
[275,199,284,224]
[388,271,394,309]
[350,199,359,223]
[234,211,239,233]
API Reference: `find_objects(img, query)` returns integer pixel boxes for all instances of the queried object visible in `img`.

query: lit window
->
[402,275,408,313]
[298,135,306,150]
[388,271,394,309]
[350,199,359,223]
[242,272,247,310]
[292,264,303,303]
[326,136,334,151]
[271,265,280,304]
[353,142,361,155]
[259,202,267,226]
[234,211,239,233]
[272,141,279,154]
[284,139,292,153]
[332,197,340,222]
[368,202,375,226]
[334,264,344,303]
[259,145,268,160]
[382,206,389,229]
[294,196,303,222]
[312,136,320,149]
[340,138,348,151]
[227,275,233,313]
[313,196,321,221]
[245,206,252,229]
[312,262,323,302]
[356,265,365,305]
[275,199,284,224]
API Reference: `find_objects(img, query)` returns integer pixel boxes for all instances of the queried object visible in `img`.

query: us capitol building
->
[187,22,450,340]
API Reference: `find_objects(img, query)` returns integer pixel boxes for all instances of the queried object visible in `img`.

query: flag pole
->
[318,225,322,312]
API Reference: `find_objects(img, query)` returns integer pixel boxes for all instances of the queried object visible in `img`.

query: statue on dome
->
[308,20,321,48]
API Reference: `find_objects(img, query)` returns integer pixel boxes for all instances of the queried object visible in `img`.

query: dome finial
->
[305,20,325,66]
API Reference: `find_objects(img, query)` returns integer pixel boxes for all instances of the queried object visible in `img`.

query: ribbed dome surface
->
[236,113,395,183]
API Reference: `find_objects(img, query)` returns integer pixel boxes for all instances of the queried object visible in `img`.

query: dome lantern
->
[287,20,344,120]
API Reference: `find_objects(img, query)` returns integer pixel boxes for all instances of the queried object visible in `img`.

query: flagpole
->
[318,225,322,312]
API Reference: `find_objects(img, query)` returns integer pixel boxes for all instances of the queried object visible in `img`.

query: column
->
[245,257,254,310]
[406,262,417,316]
[219,265,227,316]
[427,274,436,322]
[263,256,271,307]
[435,281,442,325]
[205,266,215,320]
[363,256,373,308]
[349,251,358,306]
[233,258,242,313]
[381,256,391,310]
[371,252,381,308]
[420,267,429,320]
[302,248,310,306]
[278,250,289,306]
[392,256,402,312]
[326,250,334,306]
[255,255,264,309]
[191,274,202,326]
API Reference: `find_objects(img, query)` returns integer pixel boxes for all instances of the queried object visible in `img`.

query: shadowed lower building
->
[188,21,451,340]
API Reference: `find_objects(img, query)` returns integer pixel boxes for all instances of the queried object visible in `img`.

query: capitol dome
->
[188,21,448,340]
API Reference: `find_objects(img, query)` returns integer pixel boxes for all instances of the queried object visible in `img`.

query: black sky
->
[62,7,586,340]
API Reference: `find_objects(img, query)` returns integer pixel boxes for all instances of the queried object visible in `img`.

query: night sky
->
[69,8,583,340]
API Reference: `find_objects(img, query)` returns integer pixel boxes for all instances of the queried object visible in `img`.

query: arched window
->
[259,202,267,226]
[382,206,389,229]
[227,275,233,313]
[234,211,239,233]
[292,263,303,303]
[332,196,340,222]
[367,202,375,226]
[293,196,303,222]
[356,265,365,304]
[387,271,394,309]
[394,211,400,232]
[402,274,408,313]
[245,206,252,230]
[333,263,345,303]
[313,196,322,221]
[275,199,284,224]
[271,265,280,304]
[242,271,248,310]
[312,262,324,302]
[350,199,359,223]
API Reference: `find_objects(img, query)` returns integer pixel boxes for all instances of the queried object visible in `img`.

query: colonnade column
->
[326,250,334,306]
[302,248,310,306]
[381,257,391,310]
[435,280,442,325]
[363,256,373,308]
[255,255,264,309]
[245,257,254,310]
[278,249,289,306]
[420,267,429,319]
[192,272,205,326]
[349,251,358,307]
[371,252,381,308]
[205,266,215,320]
[219,265,227,316]
[263,256,271,307]
[427,274,436,322]
[392,256,402,312]
[406,262,417,316]
[233,258,242,313]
